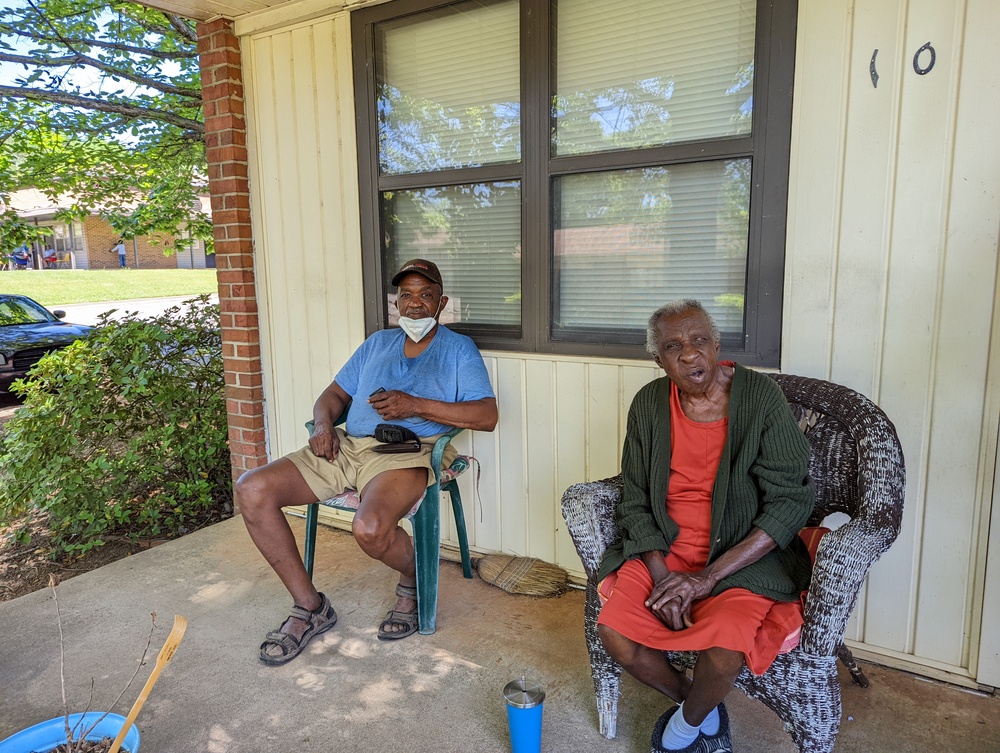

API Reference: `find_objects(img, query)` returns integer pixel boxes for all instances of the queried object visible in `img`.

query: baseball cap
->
[391,258,443,287]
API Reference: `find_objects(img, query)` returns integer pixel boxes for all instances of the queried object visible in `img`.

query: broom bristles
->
[477,554,569,597]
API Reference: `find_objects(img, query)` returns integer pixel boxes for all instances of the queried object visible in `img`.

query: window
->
[354,0,796,364]
[41,222,83,266]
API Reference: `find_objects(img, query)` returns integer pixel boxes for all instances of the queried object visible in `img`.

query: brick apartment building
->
[4,187,213,270]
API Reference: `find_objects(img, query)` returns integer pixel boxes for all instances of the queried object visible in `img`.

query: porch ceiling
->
[141,0,382,23]
[140,0,292,22]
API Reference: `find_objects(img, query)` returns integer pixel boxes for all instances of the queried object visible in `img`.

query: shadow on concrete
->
[1,516,997,752]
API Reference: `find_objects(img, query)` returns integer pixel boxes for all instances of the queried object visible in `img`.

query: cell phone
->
[369,387,386,397]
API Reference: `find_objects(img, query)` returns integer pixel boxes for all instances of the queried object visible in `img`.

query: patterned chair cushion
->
[318,455,472,519]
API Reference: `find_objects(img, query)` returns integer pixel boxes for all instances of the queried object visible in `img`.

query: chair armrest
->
[799,411,905,655]
[431,428,463,478]
[560,476,623,580]
[800,503,902,654]
[305,402,352,435]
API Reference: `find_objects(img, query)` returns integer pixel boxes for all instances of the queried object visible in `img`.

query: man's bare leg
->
[353,467,428,636]
[236,458,322,645]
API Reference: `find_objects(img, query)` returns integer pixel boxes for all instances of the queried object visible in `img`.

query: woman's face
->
[653,309,721,394]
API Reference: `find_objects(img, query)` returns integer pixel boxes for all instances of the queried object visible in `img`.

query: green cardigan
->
[596,364,815,602]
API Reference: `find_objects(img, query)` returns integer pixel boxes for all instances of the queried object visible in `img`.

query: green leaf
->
[0,0,207,246]
[0,299,231,555]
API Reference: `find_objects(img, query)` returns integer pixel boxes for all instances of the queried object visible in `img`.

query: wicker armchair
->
[560,373,905,753]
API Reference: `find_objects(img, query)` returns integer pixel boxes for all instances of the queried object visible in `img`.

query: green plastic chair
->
[302,407,474,635]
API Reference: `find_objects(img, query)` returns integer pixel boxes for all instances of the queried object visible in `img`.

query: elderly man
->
[238,259,498,664]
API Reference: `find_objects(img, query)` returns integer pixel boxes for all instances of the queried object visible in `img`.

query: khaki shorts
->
[286,428,457,502]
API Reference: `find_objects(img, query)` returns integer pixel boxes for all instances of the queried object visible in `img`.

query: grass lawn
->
[1,269,219,306]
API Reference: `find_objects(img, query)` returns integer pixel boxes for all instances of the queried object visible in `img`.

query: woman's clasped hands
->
[645,570,717,631]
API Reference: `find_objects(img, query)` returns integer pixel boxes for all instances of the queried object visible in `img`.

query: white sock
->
[700,705,720,736]
[662,702,700,750]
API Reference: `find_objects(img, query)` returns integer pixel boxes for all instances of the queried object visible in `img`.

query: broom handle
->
[108,615,187,753]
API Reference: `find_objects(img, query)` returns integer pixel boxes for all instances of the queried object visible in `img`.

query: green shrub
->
[0,296,232,555]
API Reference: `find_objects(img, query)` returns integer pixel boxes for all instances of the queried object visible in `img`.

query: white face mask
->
[398,315,438,342]
[398,299,442,342]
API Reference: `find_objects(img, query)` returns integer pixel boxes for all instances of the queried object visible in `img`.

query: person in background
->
[596,299,815,752]
[11,245,31,270]
[110,238,127,268]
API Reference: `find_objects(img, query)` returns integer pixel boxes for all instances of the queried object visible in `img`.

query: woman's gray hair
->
[645,299,720,355]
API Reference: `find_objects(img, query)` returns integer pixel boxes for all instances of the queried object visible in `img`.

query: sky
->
[0,3,177,94]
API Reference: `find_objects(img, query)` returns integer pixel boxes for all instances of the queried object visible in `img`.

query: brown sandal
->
[377,583,418,641]
[259,592,338,665]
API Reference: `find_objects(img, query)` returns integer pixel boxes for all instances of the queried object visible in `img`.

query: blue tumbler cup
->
[503,677,545,753]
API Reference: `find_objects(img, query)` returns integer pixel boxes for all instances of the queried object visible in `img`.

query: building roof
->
[3,187,211,221]
[3,188,73,219]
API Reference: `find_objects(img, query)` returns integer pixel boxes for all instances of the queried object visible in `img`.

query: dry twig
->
[47,575,155,752]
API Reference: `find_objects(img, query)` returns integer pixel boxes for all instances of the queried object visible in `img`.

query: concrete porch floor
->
[1,515,997,752]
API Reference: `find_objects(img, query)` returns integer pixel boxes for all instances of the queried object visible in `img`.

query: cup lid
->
[503,678,545,708]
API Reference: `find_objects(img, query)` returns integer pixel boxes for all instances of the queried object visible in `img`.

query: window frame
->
[353,0,797,366]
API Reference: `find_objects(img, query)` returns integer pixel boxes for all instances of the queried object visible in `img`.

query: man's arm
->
[368,392,497,432]
[308,380,352,461]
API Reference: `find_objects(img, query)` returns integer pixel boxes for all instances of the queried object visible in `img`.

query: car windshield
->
[0,298,54,326]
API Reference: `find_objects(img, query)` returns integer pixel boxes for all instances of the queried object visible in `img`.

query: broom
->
[476,554,569,598]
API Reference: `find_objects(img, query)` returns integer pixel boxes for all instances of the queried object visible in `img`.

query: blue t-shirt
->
[334,326,495,438]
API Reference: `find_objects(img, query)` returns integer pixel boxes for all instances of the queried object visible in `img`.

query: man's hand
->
[368,389,421,421]
[645,571,716,631]
[308,421,341,462]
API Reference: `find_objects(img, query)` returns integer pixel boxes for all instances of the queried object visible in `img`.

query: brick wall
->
[83,216,180,270]
[197,18,267,484]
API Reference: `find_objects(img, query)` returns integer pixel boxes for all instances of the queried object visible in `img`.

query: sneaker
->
[650,703,732,753]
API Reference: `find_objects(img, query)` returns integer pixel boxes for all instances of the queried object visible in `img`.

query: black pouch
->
[372,423,421,453]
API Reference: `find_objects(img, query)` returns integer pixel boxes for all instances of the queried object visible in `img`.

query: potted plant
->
[0,577,185,753]
[0,712,140,753]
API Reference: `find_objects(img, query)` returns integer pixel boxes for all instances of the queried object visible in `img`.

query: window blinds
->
[378,0,520,174]
[553,0,755,155]
[384,182,522,326]
[552,160,750,337]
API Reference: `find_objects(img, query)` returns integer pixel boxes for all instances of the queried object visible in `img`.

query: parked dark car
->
[0,294,93,391]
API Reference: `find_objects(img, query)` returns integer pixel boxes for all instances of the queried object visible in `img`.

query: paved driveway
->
[55,293,220,327]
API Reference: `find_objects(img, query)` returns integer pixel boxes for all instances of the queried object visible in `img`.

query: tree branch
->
[0,84,204,134]
[0,50,201,100]
[15,2,199,100]
[0,50,78,67]
[0,25,200,59]
[116,8,177,40]
[166,13,198,43]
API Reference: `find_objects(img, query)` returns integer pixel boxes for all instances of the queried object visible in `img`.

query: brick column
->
[197,19,267,483]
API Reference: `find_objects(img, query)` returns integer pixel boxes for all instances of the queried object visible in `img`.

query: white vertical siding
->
[239,0,1000,684]
[243,14,365,459]
[449,355,660,566]
[785,0,1000,682]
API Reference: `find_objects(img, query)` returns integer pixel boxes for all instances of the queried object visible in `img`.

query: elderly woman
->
[596,300,814,752]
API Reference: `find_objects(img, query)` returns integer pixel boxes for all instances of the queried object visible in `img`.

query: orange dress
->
[597,379,804,675]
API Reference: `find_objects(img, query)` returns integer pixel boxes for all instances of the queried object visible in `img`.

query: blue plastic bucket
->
[0,712,140,753]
